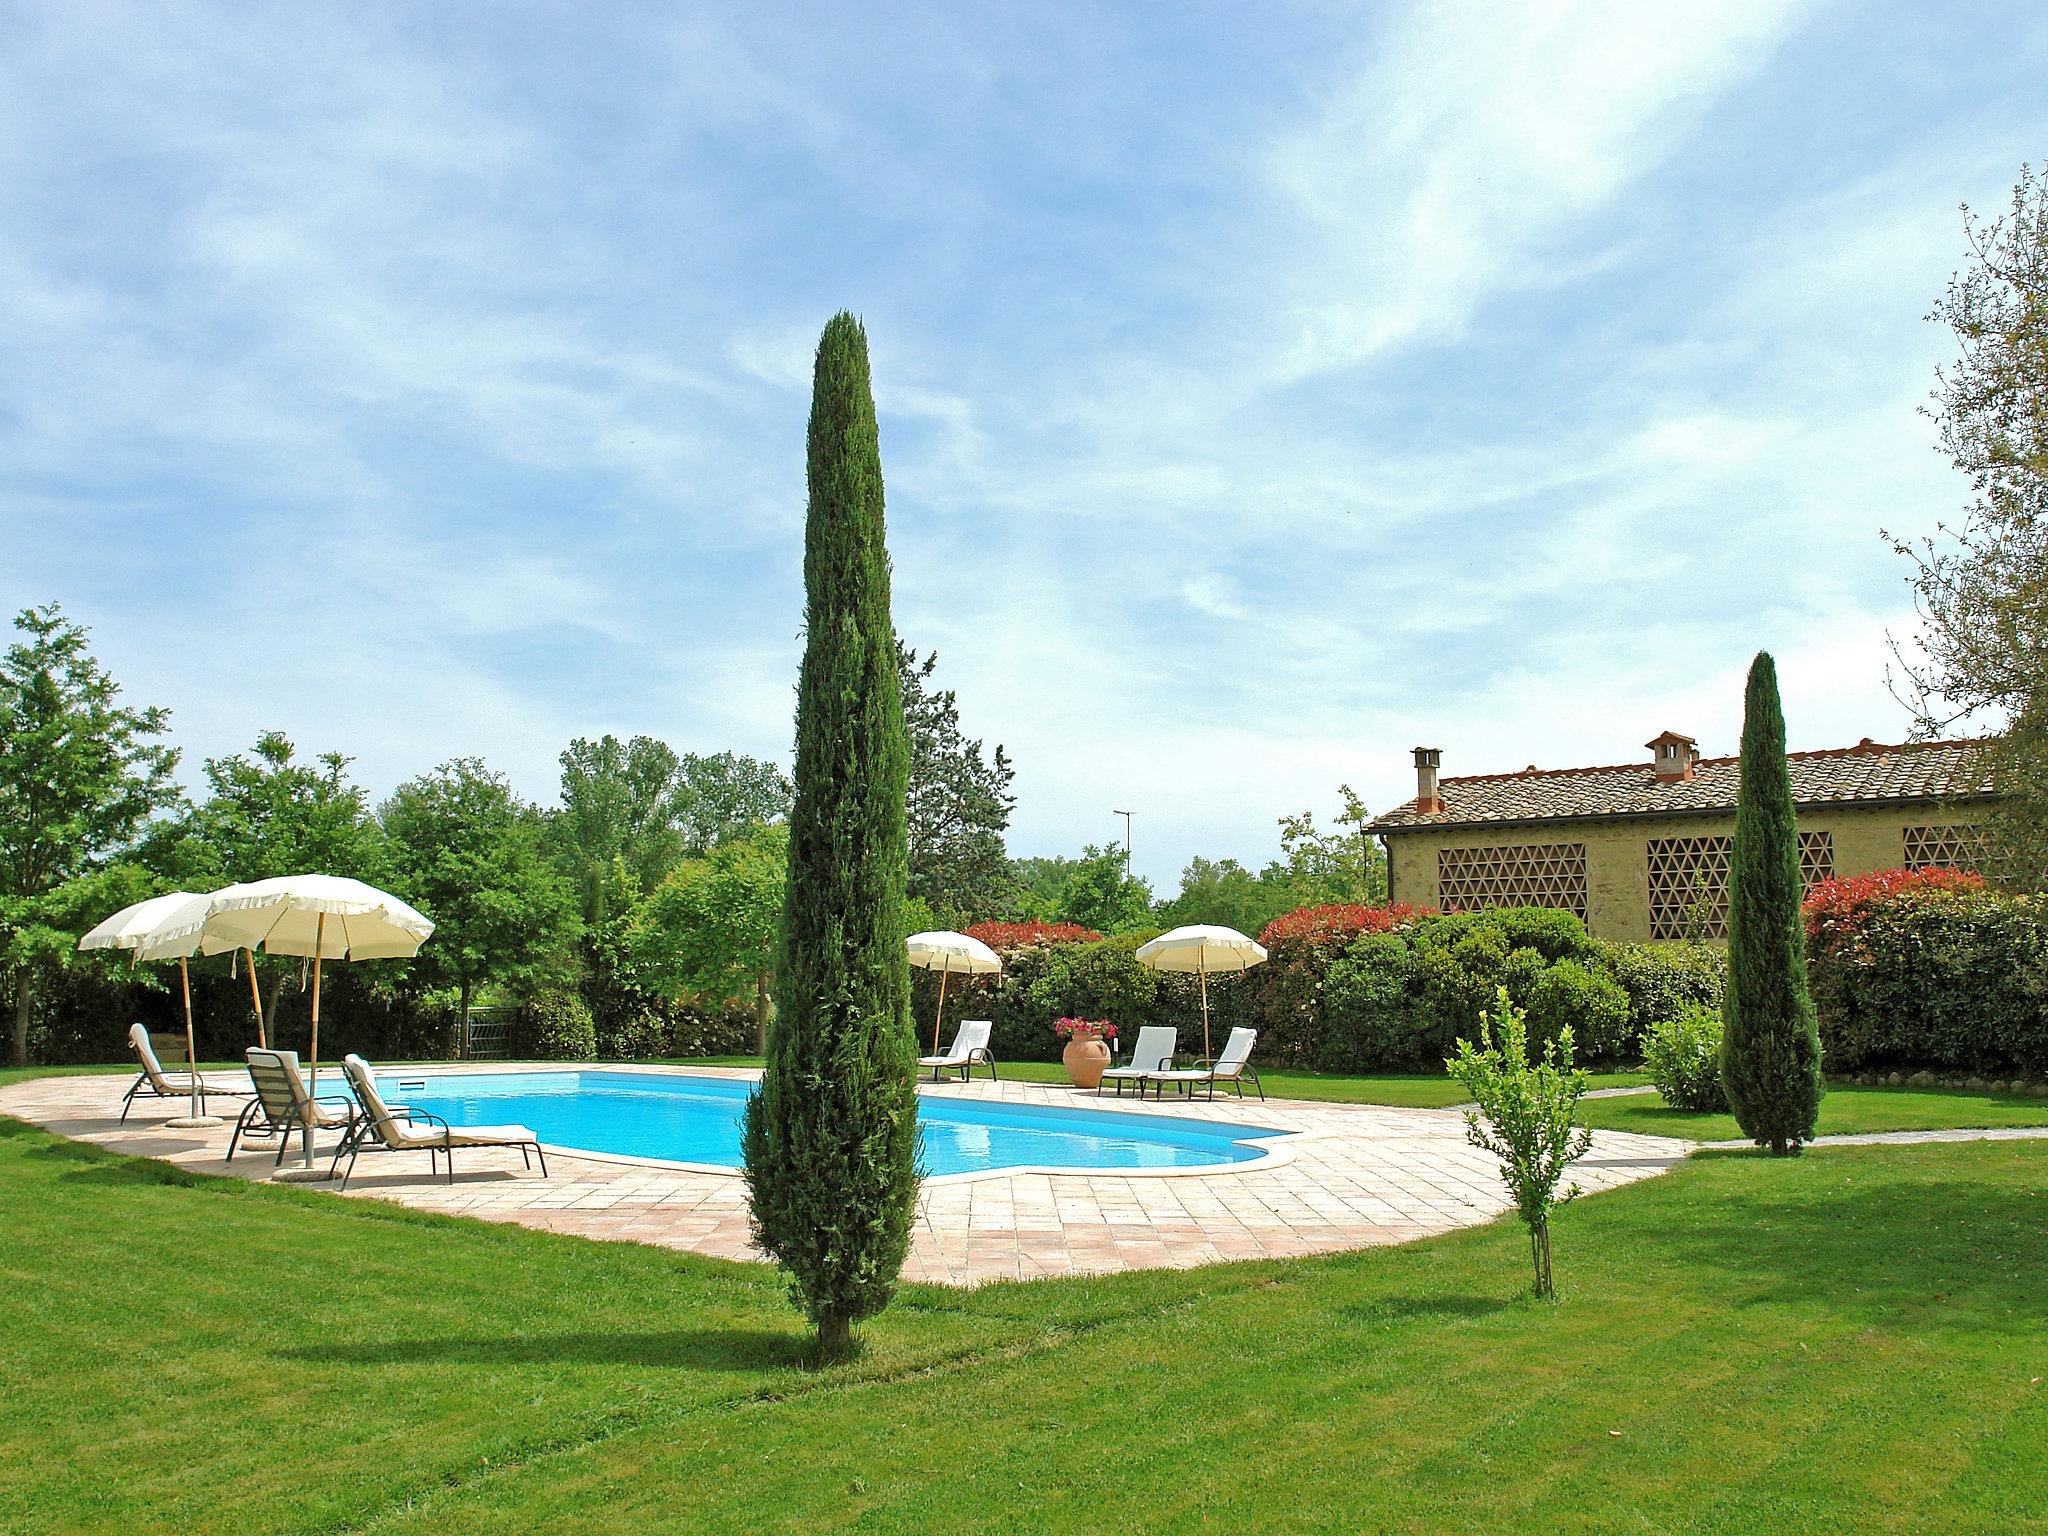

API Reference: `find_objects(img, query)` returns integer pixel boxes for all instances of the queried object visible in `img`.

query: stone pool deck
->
[0,1064,1690,1287]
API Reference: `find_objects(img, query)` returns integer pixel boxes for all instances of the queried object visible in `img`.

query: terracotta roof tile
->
[1369,738,1994,833]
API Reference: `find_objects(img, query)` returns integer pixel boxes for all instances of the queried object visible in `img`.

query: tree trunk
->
[9,970,29,1069]
[460,978,472,1059]
[263,966,286,1046]
[814,1308,853,1362]
[754,967,770,1055]
[1530,1219,1554,1300]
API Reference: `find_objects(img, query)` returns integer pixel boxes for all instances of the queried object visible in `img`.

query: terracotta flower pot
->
[1062,1037,1112,1089]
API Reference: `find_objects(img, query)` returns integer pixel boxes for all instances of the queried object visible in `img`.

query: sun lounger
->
[1096,1025,1177,1097]
[918,1019,997,1083]
[121,1023,252,1121]
[229,1048,357,1163]
[333,1054,546,1189]
[1143,1027,1263,1101]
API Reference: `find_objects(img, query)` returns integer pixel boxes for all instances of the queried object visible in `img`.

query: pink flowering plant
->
[1053,1017,1116,1042]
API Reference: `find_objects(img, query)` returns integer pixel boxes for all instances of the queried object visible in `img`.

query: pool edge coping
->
[374,1061,1306,1185]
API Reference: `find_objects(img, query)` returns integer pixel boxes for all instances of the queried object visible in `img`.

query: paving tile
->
[0,1064,1693,1288]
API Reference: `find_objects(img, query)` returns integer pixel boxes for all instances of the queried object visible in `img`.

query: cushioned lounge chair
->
[1096,1026,1177,1097]
[229,1048,356,1163]
[121,1023,252,1122]
[1143,1027,1264,1101]
[333,1054,546,1190]
[918,1019,997,1083]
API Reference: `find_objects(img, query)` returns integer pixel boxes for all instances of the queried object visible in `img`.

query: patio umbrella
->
[78,891,218,1127]
[1134,924,1268,1060]
[905,931,1002,1055]
[134,881,273,1048]
[144,874,433,1176]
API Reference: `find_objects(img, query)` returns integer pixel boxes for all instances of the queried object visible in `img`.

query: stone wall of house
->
[1384,803,1992,942]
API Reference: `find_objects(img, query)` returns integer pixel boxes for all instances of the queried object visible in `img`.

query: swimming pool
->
[387,1070,1284,1177]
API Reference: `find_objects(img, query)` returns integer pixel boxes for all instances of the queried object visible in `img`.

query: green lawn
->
[1,1111,2044,1534]
[1578,1083,2048,1141]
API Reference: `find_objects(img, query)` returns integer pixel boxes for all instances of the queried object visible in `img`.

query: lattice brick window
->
[1903,823,1989,874]
[1437,844,1588,921]
[1646,831,1835,940]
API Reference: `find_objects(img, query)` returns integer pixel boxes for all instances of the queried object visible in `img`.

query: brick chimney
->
[1647,731,1698,783]
[1413,747,1444,814]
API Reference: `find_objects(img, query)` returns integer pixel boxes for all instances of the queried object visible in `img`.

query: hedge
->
[905,904,1722,1074]
[1805,870,2048,1076]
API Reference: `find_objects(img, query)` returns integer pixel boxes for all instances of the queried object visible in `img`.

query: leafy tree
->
[1445,987,1594,1299]
[0,605,181,1066]
[553,736,791,922]
[1263,786,1387,907]
[1719,652,1823,1154]
[552,734,691,915]
[380,758,581,1023]
[743,313,918,1359]
[1059,842,1155,934]
[634,824,788,1052]
[1892,165,2048,886]
[898,644,1015,922]
[182,730,385,1038]
[1154,856,1288,935]
[676,750,793,858]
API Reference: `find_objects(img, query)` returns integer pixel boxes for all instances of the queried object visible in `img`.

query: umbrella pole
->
[246,950,266,1049]
[298,915,324,1171]
[163,956,223,1128]
[933,965,950,1057]
[1200,967,1211,1062]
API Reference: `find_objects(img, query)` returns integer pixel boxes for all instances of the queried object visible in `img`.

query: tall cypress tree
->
[743,313,918,1357]
[1719,651,1824,1154]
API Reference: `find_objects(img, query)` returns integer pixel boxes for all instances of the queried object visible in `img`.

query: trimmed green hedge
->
[1807,885,2048,1076]
[905,907,1723,1074]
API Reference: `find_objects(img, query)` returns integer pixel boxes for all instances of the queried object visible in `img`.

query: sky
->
[3,2,2045,891]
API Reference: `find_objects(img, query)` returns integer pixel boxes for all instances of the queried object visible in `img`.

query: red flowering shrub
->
[964,920,1103,951]
[1258,903,1431,951]
[1799,867,2048,1076]
[1802,866,1984,951]
[1248,904,1434,1066]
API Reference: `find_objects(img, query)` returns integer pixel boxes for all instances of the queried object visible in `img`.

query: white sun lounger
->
[1143,1027,1263,1101]
[1096,1026,1177,1097]
[334,1054,546,1189]
[918,1019,997,1083]
[121,1022,251,1122]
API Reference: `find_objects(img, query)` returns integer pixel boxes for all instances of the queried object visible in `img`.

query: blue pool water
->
[387,1070,1282,1176]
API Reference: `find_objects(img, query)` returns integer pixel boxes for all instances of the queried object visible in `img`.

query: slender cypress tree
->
[1719,651,1824,1154]
[742,313,918,1358]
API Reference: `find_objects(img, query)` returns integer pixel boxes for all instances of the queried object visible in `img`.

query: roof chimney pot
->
[1413,746,1444,814]
[1647,730,1699,784]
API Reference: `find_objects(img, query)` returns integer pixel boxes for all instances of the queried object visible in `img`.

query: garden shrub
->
[515,990,598,1061]
[1523,957,1631,1060]
[1804,870,2048,1076]
[1445,987,1594,1299]
[1321,933,1434,1069]
[1599,941,1726,1056]
[1252,903,1431,1066]
[1643,1004,1729,1111]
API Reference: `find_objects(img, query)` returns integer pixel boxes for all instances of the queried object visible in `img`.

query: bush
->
[1804,874,2048,1076]
[1445,987,1594,1299]
[1413,906,1596,965]
[962,920,1103,949]
[1253,903,1431,1065]
[1599,941,1726,1056]
[1644,1004,1729,1111]
[516,990,597,1061]
[1318,933,1429,1069]
[1523,958,1632,1060]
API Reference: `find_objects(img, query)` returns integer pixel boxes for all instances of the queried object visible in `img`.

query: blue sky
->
[3,2,2044,890]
